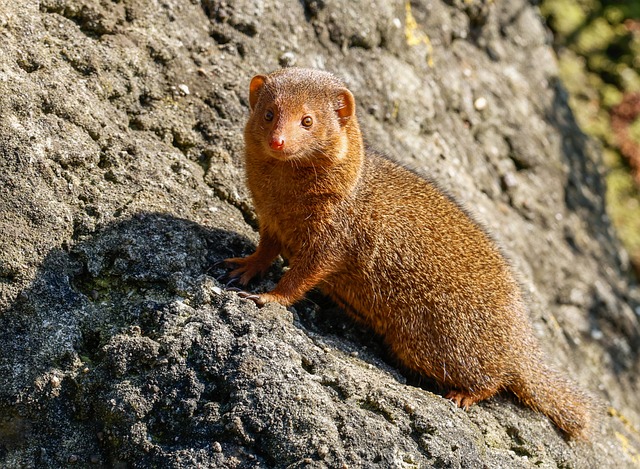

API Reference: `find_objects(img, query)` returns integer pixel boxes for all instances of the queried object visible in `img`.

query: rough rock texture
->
[1,0,639,467]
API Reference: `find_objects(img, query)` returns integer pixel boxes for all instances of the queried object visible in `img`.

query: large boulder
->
[1,0,639,466]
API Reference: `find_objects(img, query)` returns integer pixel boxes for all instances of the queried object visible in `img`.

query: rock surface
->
[1,0,639,467]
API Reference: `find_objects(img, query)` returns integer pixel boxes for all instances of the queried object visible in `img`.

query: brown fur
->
[225,67,593,438]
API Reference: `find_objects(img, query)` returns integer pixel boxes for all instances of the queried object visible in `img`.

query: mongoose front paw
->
[222,257,270,286]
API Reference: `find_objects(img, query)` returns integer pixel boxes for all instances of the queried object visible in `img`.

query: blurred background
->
[541,0,640,276]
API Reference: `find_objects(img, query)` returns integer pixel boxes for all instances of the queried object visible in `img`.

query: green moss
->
[606,169,640,255]
[576,17,616,54]
[619,67,640,92]
[585,112,612,143]
[540,0,586,36]
[603,5,624,24]
[601,84,622,108]
[602,148,619,167]
[542,0,640,267]
[557,51,590,95]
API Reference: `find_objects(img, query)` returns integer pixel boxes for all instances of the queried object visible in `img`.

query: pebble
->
[502,172,517,189]
[474,96,487,111]
[212,441,223,453]
[177,84,190,95]
[569,288,586,305]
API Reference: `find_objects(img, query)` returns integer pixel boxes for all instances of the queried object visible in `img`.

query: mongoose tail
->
[511,363,593,438]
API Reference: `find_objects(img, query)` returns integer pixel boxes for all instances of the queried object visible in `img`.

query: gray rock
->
[1,0,639,467]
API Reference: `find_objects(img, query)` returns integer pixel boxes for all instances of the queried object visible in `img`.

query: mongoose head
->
[244,68,357,164]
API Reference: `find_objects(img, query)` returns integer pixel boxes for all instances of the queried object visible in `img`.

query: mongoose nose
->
[269,136,285,151]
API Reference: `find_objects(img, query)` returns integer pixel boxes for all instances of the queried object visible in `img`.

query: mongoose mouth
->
[262,142,307,161]
[263,146,329,167]
[264,147,298,161]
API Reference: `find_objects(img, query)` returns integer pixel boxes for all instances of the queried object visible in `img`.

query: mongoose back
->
[225,67,593,438]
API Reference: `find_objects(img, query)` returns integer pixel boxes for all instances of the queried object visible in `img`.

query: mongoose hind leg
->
[446,386,500,410]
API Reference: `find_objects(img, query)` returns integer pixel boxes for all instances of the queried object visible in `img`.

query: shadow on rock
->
[546,82,640,381]
[0,212,258,467]
[0,212,409,468]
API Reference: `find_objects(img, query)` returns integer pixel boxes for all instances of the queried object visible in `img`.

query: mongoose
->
[224,67,593,438]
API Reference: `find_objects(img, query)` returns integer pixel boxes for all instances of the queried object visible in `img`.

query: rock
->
[0,0,639,467]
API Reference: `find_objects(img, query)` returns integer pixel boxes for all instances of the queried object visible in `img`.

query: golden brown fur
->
[225,67,593,438]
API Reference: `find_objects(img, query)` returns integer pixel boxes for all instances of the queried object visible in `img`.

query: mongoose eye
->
[265,110,274,121]
[301,116,313,128]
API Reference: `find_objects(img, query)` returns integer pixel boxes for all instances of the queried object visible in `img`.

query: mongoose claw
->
[446,390,477,410]
[209,260,227,274]
[225,286,241,292]
[237,291,264,305]
[225,277,239,288]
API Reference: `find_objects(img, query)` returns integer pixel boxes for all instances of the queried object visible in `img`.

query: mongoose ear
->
[249,75,266,111]
[335,89,355,125]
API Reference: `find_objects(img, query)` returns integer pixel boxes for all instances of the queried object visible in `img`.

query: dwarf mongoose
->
[224,67,592,437]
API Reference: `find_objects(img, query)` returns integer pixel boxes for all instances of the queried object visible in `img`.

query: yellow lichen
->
[609,407,640,436]
[404,2,434,67]
[609,407,640,465]
[614,432,640,465]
